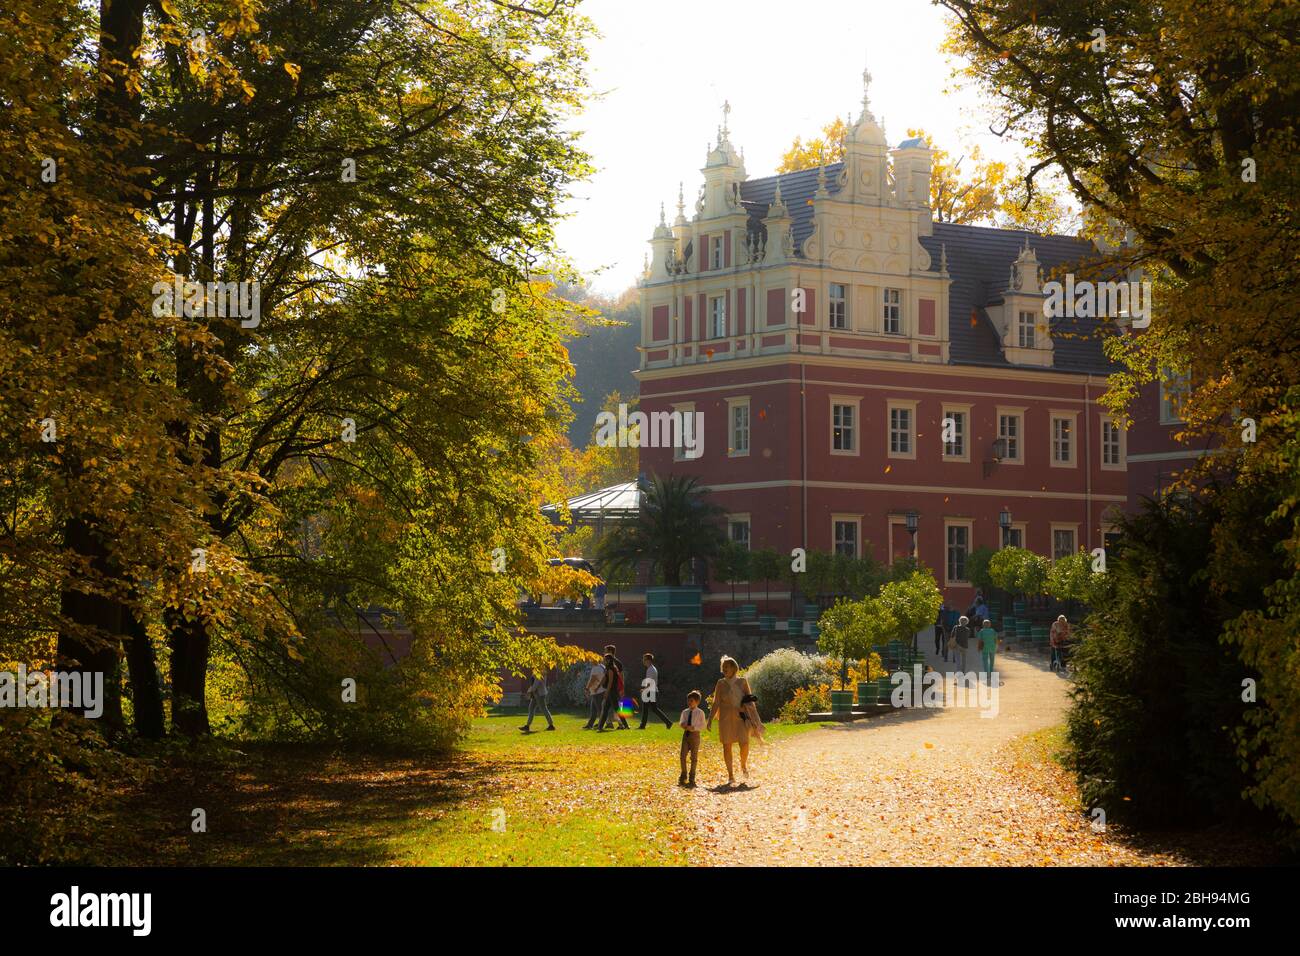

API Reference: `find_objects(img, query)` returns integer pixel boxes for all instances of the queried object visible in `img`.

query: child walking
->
[678,690,706,787]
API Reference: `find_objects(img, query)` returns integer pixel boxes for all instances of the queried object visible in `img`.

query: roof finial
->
[816,156,829,198]
[722,99,731,138]
[939,242,948,274]
[659,202,666,226]
[774,179,783,205]
[677,182,684,216]
[860,62,875,122]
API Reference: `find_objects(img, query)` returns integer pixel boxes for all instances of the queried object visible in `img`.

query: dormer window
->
[883,289,902,334]
[1017,311,1036,348]
[711,236,724,270]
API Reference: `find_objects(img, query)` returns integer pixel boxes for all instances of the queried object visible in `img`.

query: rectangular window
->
[1102,418,1124,467]
[1052,528,1076,560]
[946,525,970,584]
[672,403,696,462]
[883,288,902,334]
[1052,416,1073,464]
[832,403,856,453]
[729,518,751,550]
[998,413,1022,463]
[889,406,912,455]
[943,409,966,459]
[711,236,724,270]
[1018,310,1036,348]
[1003,526,1024,549]
[834,520,858,558]
[710,296,727,339]
[1159,368,1189,424]
[729,401,750,456]
[829,283,848,330]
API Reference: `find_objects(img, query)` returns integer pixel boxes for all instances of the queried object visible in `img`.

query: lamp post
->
[999,509,1012,549]
[905,511,919,650]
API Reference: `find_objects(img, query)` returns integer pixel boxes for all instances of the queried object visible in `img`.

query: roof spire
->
[722,99,731,138]
[939,242,949,274]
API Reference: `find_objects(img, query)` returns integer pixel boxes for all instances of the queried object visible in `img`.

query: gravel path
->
[684,638,1187,866]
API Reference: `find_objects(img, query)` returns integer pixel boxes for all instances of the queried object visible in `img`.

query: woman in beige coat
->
[707,656,761,787]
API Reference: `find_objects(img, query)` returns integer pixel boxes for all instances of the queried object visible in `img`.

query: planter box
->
[830,689,855,713]
[645,586,702,624]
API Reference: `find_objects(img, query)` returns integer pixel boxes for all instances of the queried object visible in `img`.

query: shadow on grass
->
[105,741,536,866]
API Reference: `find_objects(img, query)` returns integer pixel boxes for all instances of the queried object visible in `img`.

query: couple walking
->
[679,655,764,789]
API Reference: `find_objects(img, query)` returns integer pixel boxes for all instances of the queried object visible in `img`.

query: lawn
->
[95,709,823,867]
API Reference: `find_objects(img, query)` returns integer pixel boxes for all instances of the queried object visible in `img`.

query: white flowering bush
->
[742,648,832,720]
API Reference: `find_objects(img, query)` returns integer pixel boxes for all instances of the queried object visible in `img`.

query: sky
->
[554,0,1038,297]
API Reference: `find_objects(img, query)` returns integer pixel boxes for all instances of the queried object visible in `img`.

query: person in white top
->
[581,657,606,729]
[678,690,707,787]
[637,653,674,729]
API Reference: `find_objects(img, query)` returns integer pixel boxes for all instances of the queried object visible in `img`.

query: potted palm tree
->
[597,474,724,624]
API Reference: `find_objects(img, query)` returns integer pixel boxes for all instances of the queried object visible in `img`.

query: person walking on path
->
[707,656,754,788]
[1050,615,1071,672]
[949,615,972,670]
[596,652,630,731]
[638,653,674,729]
[678,690,706,787]
[519,671,555,732]
[582,656,607,729]
[934,604,948,657]
[977,619,1000,677]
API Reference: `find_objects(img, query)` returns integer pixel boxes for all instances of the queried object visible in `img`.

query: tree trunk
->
[123,602,165,738]
[56,516,124,733]
[167,609,211,736]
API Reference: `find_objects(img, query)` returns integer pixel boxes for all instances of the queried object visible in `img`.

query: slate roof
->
[736,163,1117,375]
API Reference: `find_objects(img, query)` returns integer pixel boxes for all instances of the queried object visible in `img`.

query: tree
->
[965,546,998,594]
[876,570,944,646]
[988,547,1049,600]
[776,117,850,173]
[748,548,785,610]
[597,474,724,588]
[817,598,895,690]
[713,540,751,605]
[1045,550,1102,609]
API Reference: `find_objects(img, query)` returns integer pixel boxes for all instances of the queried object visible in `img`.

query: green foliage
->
[988,547,1049,597]
[597,474,725,587]
[965,547,997,592]
[1065,496,1269,829]
[778,684,832,724]
[742,648,831,720]
[877,570,944,643]
[1046,550,1102,606]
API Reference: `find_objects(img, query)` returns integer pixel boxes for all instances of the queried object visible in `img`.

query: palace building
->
[633,74,1147,606]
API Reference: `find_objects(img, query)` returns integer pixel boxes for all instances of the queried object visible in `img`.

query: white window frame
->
[1101,415,1126,470]
[1001,522,1027,550]
[883,288,903,334]
[828,282,848,330]
[996,406,1026,465]
[1050,523,1079,561]
[832,515,862,558]
[830,395,860,456]
[1017,310,1036,349]
[944,520,974,587]
[1159,368,1188,424]
[728,514,751,551]
[671,401,697,462]
[727,397,750,458]
[887,399,917,460]
[710,295,727,339]
[1050,411,1078,468]
[711,235,724,271]
[942,404,972,462]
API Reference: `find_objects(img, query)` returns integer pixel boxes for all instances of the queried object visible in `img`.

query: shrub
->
[1065,495,1269,829]
[742,648,831,720]
[779,684,831,723]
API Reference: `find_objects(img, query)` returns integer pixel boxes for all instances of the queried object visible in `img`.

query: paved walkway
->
[684,633,1186,865]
